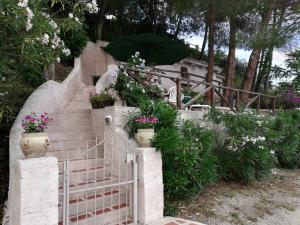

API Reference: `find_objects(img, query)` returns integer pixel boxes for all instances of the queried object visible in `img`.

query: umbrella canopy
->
[104,33,189,65]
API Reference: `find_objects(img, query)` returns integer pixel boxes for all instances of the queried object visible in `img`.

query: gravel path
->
[174,170,300,225]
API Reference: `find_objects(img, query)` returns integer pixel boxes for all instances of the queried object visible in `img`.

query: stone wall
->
[80,41,116,85]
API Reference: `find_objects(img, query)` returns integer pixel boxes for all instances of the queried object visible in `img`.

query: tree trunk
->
[255,48,273,92]
[95,0,108,40]
[264,48,273,92]
[241,49,261,102]
[205,4,215,103]
[223,17,237,106]
[174,13,183,38]
[200,19,208,61]
[253,49,265,91]
[240,4,273,103]
[44,63,55,81]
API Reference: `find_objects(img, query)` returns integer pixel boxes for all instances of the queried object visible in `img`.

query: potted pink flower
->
[20,112,51,158]
[133,116,158,147]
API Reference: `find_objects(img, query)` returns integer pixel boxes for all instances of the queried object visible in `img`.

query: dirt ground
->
[175,169,300,225]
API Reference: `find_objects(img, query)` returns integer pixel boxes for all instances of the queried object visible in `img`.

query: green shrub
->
[61,29,88,65]
[266,110,300,169]
[153,121,218,200]
[114,73,149,107]
[208,109,275,184]
[89,91,115,109]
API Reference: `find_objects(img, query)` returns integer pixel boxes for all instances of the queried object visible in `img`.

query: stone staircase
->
[46,86,133,225]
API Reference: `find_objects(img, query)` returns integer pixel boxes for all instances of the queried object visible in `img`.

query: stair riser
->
[47,149,104,161]
[59,168,110,185]
[48,139,99,151]
[48,131,95,142]
[48,125,93,132]
[49,118,92,127]
[68,105,92,110]
[69,207,131,225]
[58,158,104,171]
[59,193,127,217]
[59,178,115,198]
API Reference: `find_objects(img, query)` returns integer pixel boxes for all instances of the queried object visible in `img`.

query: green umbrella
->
[104,33,188,65]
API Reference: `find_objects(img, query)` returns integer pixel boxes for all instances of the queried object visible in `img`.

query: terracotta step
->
[58,166,110,185]
[58,202,131,225]
[58,188,128,217]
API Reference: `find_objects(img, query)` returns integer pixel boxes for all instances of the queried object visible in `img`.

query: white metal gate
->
[60,136,138,225]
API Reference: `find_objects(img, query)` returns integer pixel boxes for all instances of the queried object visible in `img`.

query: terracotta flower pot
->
[135,128,154,147]
[20,132,49,158]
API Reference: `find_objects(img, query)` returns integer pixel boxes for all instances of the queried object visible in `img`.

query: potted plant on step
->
[127,114,158,147]
[20,112,51,158]
[89,91,116,109]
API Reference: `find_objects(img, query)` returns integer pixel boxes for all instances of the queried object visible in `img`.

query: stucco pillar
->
[13,157,58,225]
[136,148,164,225]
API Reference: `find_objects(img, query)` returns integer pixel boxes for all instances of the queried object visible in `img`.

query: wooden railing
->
[125,67,278,113]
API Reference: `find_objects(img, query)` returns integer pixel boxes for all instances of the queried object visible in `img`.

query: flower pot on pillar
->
[20,112,52,158]
[135,128,155,147]
[20,132,49,158]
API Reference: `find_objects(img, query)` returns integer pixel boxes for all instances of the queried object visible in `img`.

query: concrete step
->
[48,123,93,132]
[67,102,92,110]
[58,176,120,197]
[49,114,91,126]
[59,166,110,185]
[48,138,99,151]
[58,158,104,171]
[46,148,104,161]
[66,202,131,225]
[54,109,92,114]
[58,188,127,217]
[48,131,95,142]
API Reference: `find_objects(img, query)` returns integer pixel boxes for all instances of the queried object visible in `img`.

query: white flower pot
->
[135,128,155,147]
[20,132,49,158]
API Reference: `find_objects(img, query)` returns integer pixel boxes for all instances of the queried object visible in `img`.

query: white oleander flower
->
[41,33,49,45]
[56,57,61,63]
[74,17,81,24]
[25,7,34,31]
[68,13,74,18]
[49,19,58,29]
[62,48,71,56]
[85,0,99,14]
[18,0,28,8]
[105,14,116,20]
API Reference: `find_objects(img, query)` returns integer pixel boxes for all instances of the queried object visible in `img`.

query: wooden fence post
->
[272,97,276,113]
[211,86,215,107]
[236,90,240,110]
[257,94,261,111]
[176,78,182,109]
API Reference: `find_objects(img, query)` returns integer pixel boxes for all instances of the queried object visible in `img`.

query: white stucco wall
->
[12,157,58,225]
[7,52,86,225]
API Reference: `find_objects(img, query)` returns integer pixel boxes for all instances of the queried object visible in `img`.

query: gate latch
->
[126,152,135,163]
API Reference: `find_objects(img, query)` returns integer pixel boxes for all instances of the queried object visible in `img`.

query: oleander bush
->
[116,54,219,201]
[266,110,300,169]
[208,109,276,184]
